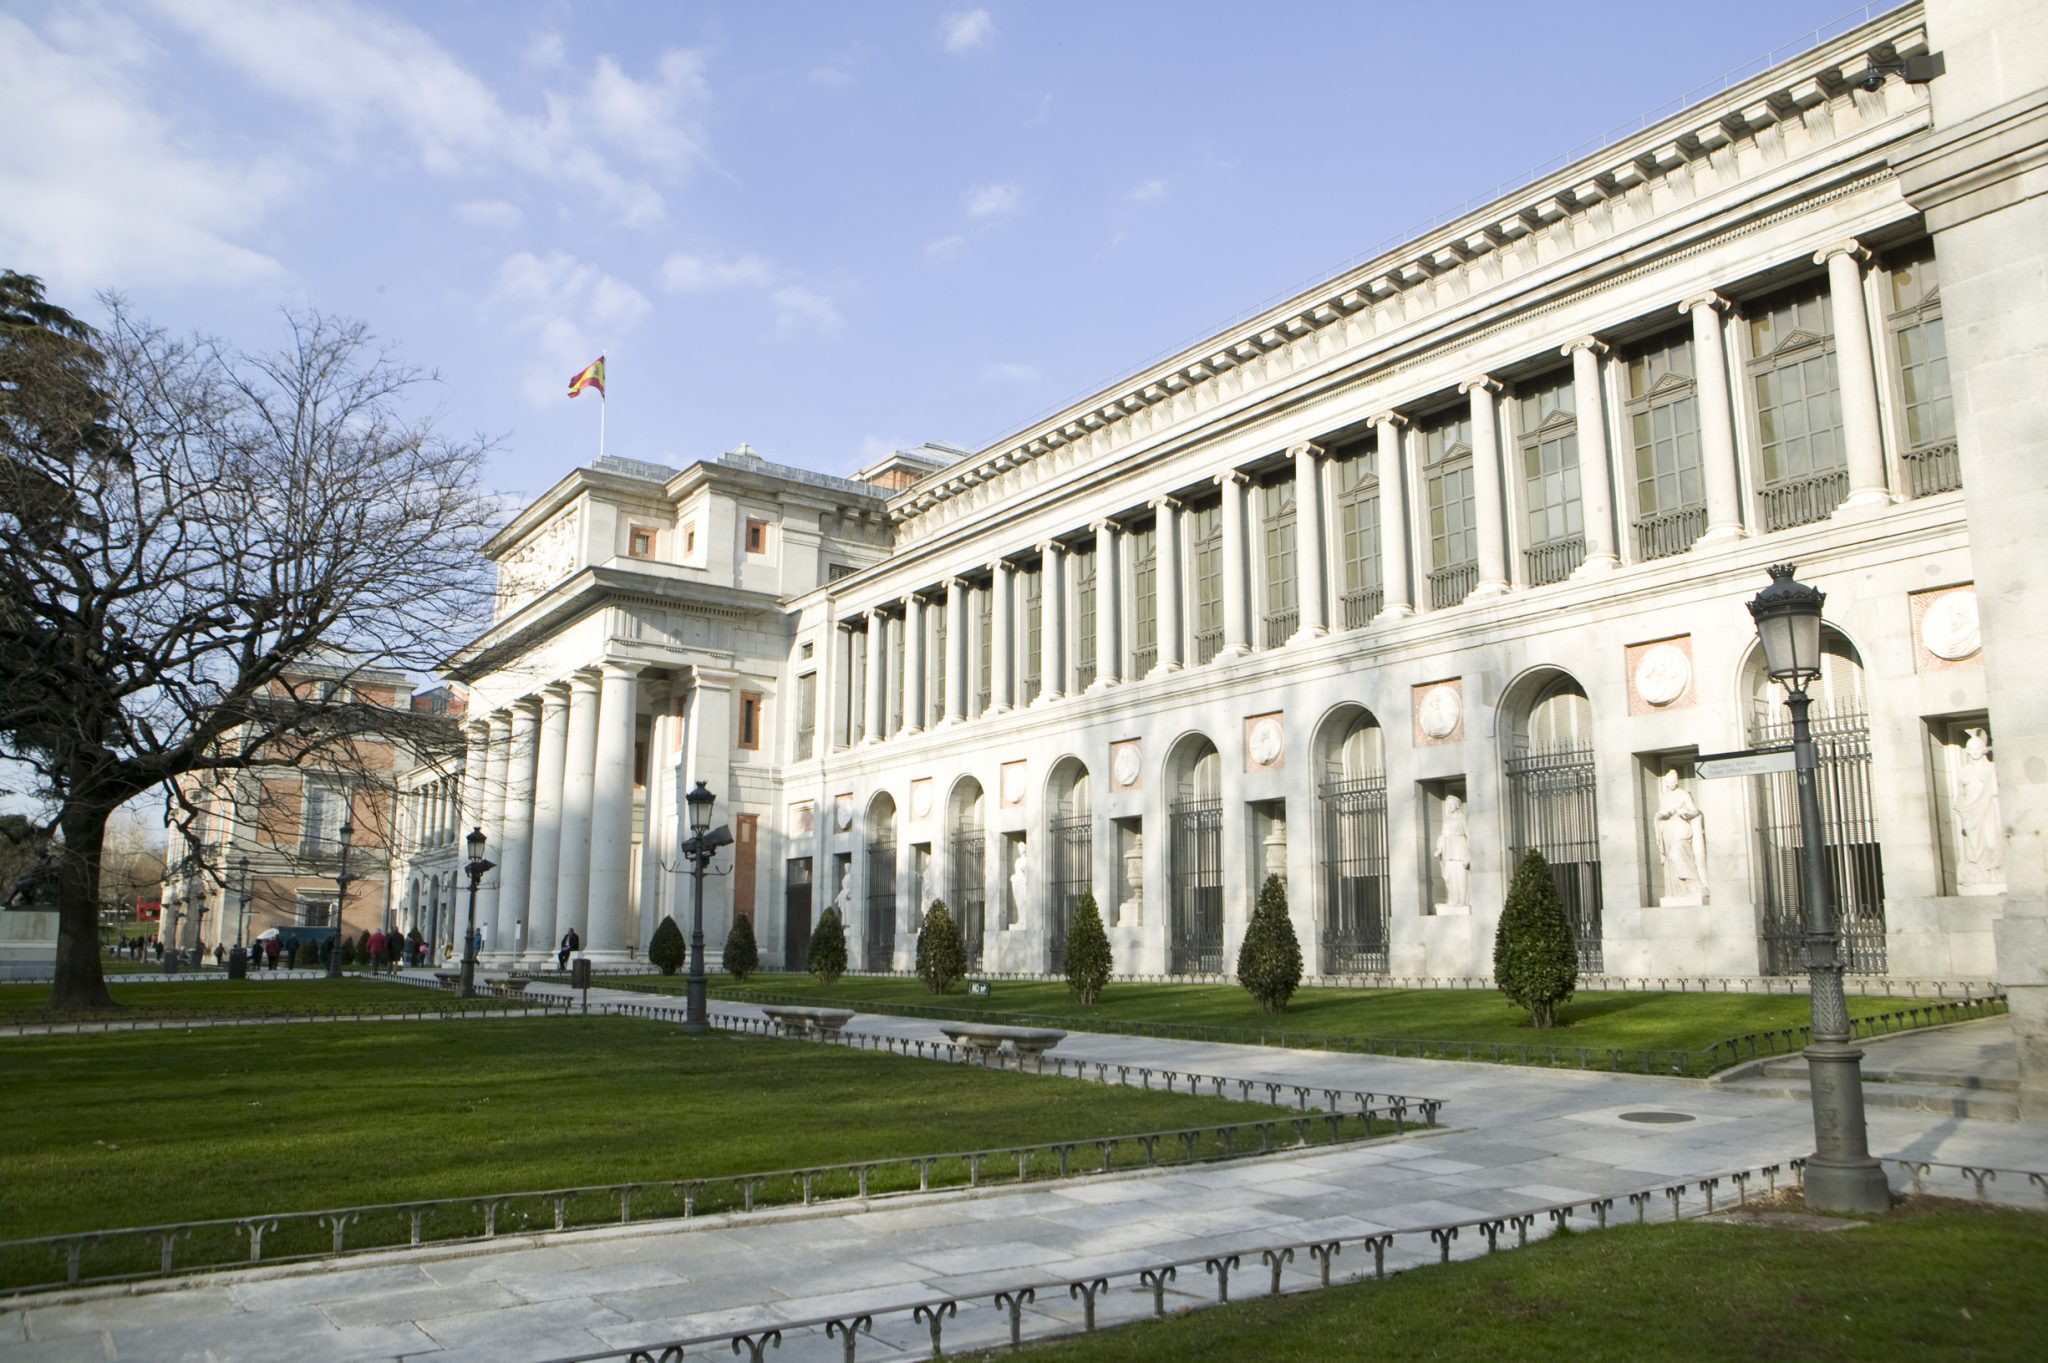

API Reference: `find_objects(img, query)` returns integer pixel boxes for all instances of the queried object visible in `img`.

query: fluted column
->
[941,578,967,725]
[1036,544,1066,702]
[554,670,601,952]
[990,562,1014,713]
[1216,470,1251,657]
[496,700,539,959]
[901,593,925,734]
[1371,412,1415,617]
[585,662,640,958]
[1817,241,1892,510]
[477,712,511,959]
[1563,338,1621,573]
[1290,441,1329,639]
[1683,292,1746,543]
[1150,497,1183,674]
[525,686,569,960]
[1090,521,1120,688]
[861,607,885,744]
[1462,375,1510,598]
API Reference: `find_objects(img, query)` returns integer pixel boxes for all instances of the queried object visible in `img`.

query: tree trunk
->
[49,800,117,1011]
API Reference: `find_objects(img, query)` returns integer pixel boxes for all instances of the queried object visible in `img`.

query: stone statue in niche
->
[1009,843,1030,927]
[829,862,852,918]
[1434,795,1471,911]
[1122,831,1144,921]
[1954,727,2005,894]
[1654,770,1709,906]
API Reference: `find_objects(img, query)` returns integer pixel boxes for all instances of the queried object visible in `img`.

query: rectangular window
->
[1022,565,1043,704]
[827,562,855,581]
[1073,547,1097,691]
[1885,241,1958,497]
[1190,501,1223,664]
[1515,370,1584,586]
[745,518,769,554]
[975,584,993,715]
[1335,451,1381,627]
[299,776,346,858]
[738,691,763,751]
[296,894,338,929]
[1260,476,1297,647]
[795,672,816,761]
[1625,330,1706,560]
[628,525,657,559]
[1129,523,1158,676]
[1747,279,1847,529]
[684,523,698,556]
[1422,411,1477,608]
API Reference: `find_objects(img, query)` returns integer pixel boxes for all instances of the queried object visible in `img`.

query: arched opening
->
[1165,735,1223,974]
[1744,629,1884,973]
[1046,760,1092,973]
[864,793,898,971]
[1501,671,1604,971]
[1316,707,1388,974]
[947,779,987,971]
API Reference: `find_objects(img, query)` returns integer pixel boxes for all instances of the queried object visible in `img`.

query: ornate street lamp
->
[1748,564,1890,1214]
[680,781,731,1032]
[329,820,354,978]
[229,854,251,978]
[461,827,495,999]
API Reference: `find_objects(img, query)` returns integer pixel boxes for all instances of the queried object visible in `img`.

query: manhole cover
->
[1619,1110,1697,1124]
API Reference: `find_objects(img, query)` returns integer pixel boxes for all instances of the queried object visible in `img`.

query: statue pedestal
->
[1658,894,1706,908]
[1432,902,1470,916]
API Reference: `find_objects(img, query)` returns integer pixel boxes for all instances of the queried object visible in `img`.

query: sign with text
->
[1696,748,1797,780]
[968,980,991,998]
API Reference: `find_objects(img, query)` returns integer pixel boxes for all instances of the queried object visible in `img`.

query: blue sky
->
[3,0,1880,504]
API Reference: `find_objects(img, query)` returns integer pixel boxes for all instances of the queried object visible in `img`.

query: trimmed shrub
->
[723,913,759,981]
[648,915,685,975]
[1494,849,1579,1029]
[1237,873,1304,1013]
[1064,891,1112,1006]
[808,907,848,985]
[914,899,966,994]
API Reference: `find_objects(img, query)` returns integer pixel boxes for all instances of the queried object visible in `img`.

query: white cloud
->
[941,10,996,54]
[0,15,291,293]
[980,361,1037,384]
[524,28,566,70]
[771,285,843,337]
[660,251,778,292]
[488,250,652,406]
[1126,178,1168,204]
[963,182,1022,218]
[453,199,522,230]
[659,250,843,339]
[924,234,967,262]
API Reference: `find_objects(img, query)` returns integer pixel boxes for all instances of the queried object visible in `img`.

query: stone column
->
[585,662,640,960]
[495,699,539,961]
[553,670,601,951]
[1817,240,1893,510]
[1461,375,1510,598]
[525,685,569,961]
[1216,470,1251,657]
[1683,292,1746,543]
[1037,542,1066,702]
[990,561,1014,713]
[477,712,511,959]
[1371,412,1414,617]
[1290,441,1329,639]
[942,578,967,725]
[861,607,885,744]
[1091,520,1120,688]
[1151,496,1183,674]
[901,592,925,734]
[1562,338,1622,573]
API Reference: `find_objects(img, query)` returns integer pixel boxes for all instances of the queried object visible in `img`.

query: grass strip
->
[0,978,541,1027]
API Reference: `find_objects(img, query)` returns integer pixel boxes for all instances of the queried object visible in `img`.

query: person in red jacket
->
[368,929,387,974]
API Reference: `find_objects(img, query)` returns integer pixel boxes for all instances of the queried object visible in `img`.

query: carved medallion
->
[1418,684,1463,740]
[1246,714,1285,769]
[910,778,934,821]
[1633,644,1692,708]
[1111,740,1142,790]
[1921,590,1981,661]
[1001,760,1027,807]
[833,794,854,832]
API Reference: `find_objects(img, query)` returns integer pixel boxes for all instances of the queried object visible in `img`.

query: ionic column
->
[1817,241,1893,510]
[1090,520,1120,688]
[1290,441,1330,639]
[477,712,511,958]
[1683,292,1746,543]
[495,699,539,960]
[554,670,601,951]
[1036,544,1066,702]
[1150,496,1183,674]
[1461,375,1510,599]
[1216,470,1252,657]
[525,686,570,960]
[1370,412,1415,617]
[585,662,640,958]
[902,593,925,734]
[1562,338,1621,574]
[942,578,968,725]
[990,561,1014,713]
[861,607,885,743]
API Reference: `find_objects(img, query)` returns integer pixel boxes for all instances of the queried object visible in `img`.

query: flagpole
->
[599,349,607,461]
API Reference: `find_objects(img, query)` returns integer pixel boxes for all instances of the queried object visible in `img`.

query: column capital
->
[864,604,886,623]
[1368,409,1410,431]
[1287,440,1327,462]
[1213,468,1252,488]
[1813,238,1872,268]
[1458,373,1503,397]
[487,710,513,735]
[1035,540,1067,558]
[1089,518,1120,535]
[1148,493,1184,514]
[1679,290,1731,317]
[942,575,971,593]
[597,660,642,679]
[541,680,572,702]
[901,590,923,611]
[512,694,544,717]
[465,719,490,743]
[1559,335,1610,359]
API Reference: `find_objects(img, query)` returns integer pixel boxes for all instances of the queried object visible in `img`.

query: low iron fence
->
[0,997,569,1034]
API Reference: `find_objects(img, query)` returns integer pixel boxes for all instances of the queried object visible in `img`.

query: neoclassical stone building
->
[440,1,2039,1024]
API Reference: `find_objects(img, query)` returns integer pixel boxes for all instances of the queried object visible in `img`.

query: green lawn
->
[0,977,530,1025]
[0,1016,1294,1285]
[624,972,1935,1073]
[963,1203,2048,1362]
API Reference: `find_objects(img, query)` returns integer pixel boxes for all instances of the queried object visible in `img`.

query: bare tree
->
[1,272,498,1008]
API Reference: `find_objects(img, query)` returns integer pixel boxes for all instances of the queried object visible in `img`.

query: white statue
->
[1955,728,2004,893]
[1434,795,1470,911]
[1122,831,1144,921]
[829,862,852,916]
[1009,843,1029,927]
[1654,770,1709,906]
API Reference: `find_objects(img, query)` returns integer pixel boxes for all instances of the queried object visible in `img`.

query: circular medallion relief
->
[911,782,933,820]
[1248,717,1284,767]
[1001,764,1025,805]
[1633,643,1692,708]
[1921,590,1981,661]
[1418,685,1462,740]
[1112,743,1142,788]
[832,795,854,832]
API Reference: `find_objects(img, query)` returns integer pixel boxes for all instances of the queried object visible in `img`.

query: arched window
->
[1320,711,1388,974]
[1503,674,1604,971]
[1047,763,1092,973]
[865,795,897,972]
[1169,739,1224,974]
[947,782,987,971]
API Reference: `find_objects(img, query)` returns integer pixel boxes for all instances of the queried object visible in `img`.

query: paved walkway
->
[7,988,2046,1363]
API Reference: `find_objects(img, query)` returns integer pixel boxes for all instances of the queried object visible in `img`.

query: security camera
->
[1855,68,1887,93]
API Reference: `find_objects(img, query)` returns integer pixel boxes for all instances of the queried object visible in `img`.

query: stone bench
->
[759,1005,856,1040]
[433,970,464,991]
[938,1023,1068,1061]
[485,978,531,998]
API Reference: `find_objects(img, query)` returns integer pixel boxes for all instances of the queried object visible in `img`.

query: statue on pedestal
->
[1955,727,2005,893]
[1654,770,1708,906]
[1009,843,1029,928]
[1434,795,1470,911]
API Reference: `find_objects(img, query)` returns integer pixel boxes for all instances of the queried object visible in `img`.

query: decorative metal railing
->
[1633,504,1707,561]
[1760,467,1848,530]
[1340,587,1383,629]
[1522,534,1585,587]
[1427,561,1477,609]
[1129,644,1158,677]
[1902,441,1961,497]
[1262,608,1298,648]
[1193,628,1223,666]
[0,996,565,1033]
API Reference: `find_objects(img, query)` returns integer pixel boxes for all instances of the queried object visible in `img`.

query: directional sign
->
[1696,748,1796,780]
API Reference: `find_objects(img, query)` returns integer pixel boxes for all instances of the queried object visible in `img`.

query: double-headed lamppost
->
[1747,564,1891,1214]
[328,820,355,978]
[680,781,733,1032]
[461,828,495,999]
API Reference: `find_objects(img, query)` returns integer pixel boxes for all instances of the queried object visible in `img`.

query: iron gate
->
[949,831,986,971]
[1170,795,1224,974]
[1048,816,1092,974]
[784,858,812,972]
[1750,707,1886,974]
[1319,774,1390,974]
[1504,745,1604,973]
[864,832,896,972]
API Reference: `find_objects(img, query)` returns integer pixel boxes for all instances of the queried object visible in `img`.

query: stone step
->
[1727,1074,2020,1122]
[1754,1056,2018,1091]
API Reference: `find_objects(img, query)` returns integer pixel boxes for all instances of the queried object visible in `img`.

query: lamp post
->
[1747,564,1891,1214]
[163,888,180,974]
[680,781,730,1033]
[236,855,251,947]
[461,827,494,999]
[329,820,354,979]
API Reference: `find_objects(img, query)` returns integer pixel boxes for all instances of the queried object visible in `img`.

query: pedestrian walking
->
[266,937,281,969]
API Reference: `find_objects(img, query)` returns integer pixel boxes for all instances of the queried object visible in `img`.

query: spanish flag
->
[567,355,606,399]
